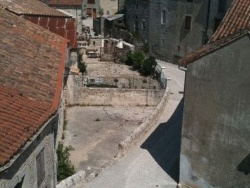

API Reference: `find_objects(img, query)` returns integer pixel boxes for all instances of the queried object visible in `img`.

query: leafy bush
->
[125,51,134,66]
[57,142,75,181]
[132,50,145,70]
[140,56,157,76]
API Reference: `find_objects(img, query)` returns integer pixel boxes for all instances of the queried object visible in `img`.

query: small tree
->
[78,62,87,74]
[140,56,157,76]
[77,53,87,74]
[57,142,75,181]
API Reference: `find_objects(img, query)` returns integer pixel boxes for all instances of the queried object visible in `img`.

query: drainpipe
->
[202,0,211,44]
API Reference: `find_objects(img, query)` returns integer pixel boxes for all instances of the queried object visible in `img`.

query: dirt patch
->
[63,106,154,176]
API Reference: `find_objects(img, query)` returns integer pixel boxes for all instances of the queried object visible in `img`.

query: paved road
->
[75,61,185,188]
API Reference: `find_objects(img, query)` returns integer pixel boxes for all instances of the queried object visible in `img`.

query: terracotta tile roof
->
[0,9,68,166]
[180,0,250,65]
[211,0,250,42]
[0,0,71,17]
[48,0,82,6]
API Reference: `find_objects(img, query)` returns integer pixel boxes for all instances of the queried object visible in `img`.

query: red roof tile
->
[180,0,250,65]
[0,0,71,17]
[0,9,68,166]
[48,0,82,6]
[211,0,250,42]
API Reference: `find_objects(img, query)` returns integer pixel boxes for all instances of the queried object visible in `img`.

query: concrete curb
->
[56,171,86,188]
[118,86,170,154]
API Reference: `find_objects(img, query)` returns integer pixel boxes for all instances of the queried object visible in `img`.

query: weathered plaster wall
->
[0,116,58,188]
[180,35,250,188]
[173,0,207,61]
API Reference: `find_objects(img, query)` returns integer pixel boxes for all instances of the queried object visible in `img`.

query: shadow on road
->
[141,98,184,183]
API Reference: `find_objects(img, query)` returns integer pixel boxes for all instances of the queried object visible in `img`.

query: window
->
[134,20,139,32]
[185,15,192,30]
[187,0,193,2]
[161,10,167,25]
[106,10,110,15]
[142,20,146,30]
[136,4,139,9]
[36,149,45,187]
[87,0,95,4]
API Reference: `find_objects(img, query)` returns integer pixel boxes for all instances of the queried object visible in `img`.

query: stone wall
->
[67,87,164,106]
[0,115,58,188]
[125,0,149,44]
[180,35,250,187]
[148,0,232,63]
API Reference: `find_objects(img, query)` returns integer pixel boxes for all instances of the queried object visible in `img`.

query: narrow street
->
[74,61,185,188]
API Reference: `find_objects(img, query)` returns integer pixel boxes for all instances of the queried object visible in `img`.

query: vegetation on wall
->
[57,142,75,181]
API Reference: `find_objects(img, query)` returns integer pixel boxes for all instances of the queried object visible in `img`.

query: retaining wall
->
[67,87,164,106]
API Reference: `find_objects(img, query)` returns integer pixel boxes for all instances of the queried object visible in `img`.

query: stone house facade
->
[179,0,250,187]
[0,8,68,188]
[124,0,149,44]
[82,0,118,18]
[148,0,232,63]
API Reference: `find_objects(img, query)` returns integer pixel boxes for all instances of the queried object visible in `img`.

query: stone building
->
[0,8,69,188]
[82,0,118,18]
[47,0,83,35]
[179,0,250,187]
[0,0,77,50]
[124,0,149,44]
[148,0,232,63]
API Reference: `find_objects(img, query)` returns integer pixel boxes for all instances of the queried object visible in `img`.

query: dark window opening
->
[185,16,192,30]
[36,149,45,187]
[187,0,193,2]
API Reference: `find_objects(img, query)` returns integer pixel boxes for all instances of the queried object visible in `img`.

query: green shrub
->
[140,56,157,76]
[125,51,134,66]
[57,142,75,181]
[132,50,145,70]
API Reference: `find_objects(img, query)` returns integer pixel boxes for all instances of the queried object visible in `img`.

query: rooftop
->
[0,8,68,166]
[0,0,70,17]
[48,0,82,6]
[180,0,250,65]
